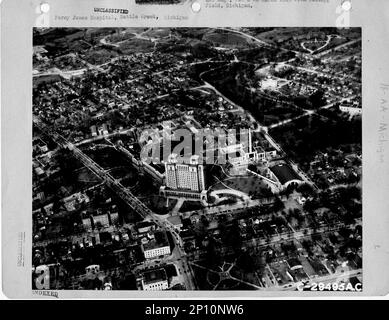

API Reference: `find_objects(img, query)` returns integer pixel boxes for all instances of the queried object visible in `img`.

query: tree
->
[237,252,255,272]
[271,196,285,213]
[309,89,326,108]
[297,183,315,197]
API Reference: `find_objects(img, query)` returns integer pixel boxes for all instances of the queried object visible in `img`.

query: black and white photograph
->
[31,27,363,291]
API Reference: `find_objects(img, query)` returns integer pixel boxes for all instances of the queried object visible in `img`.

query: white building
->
[160,153,207,204]
[161,154,208,204]
[165,161,178,189]
[260,78,279,91]
[164,154,205,191]
[339,105,362,116]
[141,268,169,291]
[142,230,171,259]
[220,143,277,167]
[144,245,171,259]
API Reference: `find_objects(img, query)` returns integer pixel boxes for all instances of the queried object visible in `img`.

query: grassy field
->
[203,31,249,47]
[143,28,172,38]
[106,32,136,44]
[211,175,272,198]
[118,38,154,54]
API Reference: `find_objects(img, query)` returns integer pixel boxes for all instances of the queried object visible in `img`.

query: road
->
[213,28,300,55]
[34,117,196,290]
[283,62,360,84]
[214,27,272,47]
[186,220,360,290]
[300,34,343,54]
[266,99,340,130]
[198,60,319,189]
[314,38,361,57]
[34,31,361,290]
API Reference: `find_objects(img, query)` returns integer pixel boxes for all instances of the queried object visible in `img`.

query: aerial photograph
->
[32,27,362,291]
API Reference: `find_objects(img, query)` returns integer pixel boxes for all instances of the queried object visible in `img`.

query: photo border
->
[1,0,389,298]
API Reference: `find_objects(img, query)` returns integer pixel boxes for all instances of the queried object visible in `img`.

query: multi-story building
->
[142,230,171,259]
[164,154,205,191]
[165,155,178,189]
[82,211,119,231]
[141,268,169,291]
[339,104,362,116]
[339,98,362,116]
[160,153,207,204]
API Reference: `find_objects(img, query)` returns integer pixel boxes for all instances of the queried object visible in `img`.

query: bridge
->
[33,117,156,222]
[34,117,197,289]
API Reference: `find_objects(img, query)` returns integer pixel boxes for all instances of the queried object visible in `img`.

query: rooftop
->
[142,268,167,284]
[270,163,302,185]
[136,221,155,230]
[143,230,170,251]
[167,215,183,226]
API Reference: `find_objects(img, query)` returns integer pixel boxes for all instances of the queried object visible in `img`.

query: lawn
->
[211,175,273,198]
[118,38,154,54]
[203,31,249,47]
[143,28,172,38]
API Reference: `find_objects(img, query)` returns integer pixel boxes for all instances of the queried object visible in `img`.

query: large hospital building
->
[160,154,207,203]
